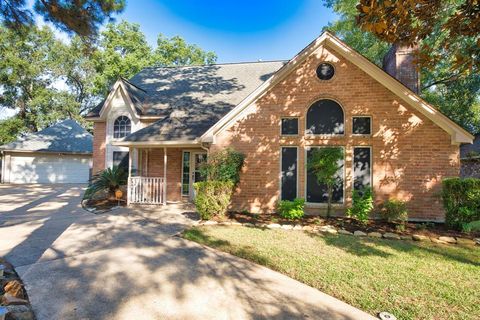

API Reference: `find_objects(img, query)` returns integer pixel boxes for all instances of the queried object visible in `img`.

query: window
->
[182,151,190,196]
[353,147,372,191]
[316,63,335,80]
[281,147,298,201]
[113,116,131,139]
[113,151,129,173]
[306,147,344,203]
[352,117,372,135]
[306,99,344,135]
[281,118,298,135]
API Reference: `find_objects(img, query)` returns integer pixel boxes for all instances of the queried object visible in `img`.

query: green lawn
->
[183,226,480,320]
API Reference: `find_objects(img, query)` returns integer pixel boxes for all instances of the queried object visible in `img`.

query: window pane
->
[113,116,131,138]
[353,117,371,135]
[353,147,371,191]
[182,152,190,196]
[306,147,344,203]
[306,99,344,135]
[316,63,335,80]
[281,147,297,201]
[281,118,298,135]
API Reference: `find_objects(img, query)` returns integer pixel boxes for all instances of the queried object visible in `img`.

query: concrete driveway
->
[0,184,376,320]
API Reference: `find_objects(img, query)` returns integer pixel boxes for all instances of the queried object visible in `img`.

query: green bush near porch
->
[278,198,305,220]
[194,181,234,220]
[442,178,480,230]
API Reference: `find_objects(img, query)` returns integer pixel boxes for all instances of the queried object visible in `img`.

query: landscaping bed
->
[184,225,480,320]
[82,198,126,213]
[0,258,34,320]
[210,211,480,240]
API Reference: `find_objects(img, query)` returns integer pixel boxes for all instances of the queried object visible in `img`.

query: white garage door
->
[8,154,91,184]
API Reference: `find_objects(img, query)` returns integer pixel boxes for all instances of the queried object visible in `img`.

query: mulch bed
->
[212,212,479,239]
[83,198,126,212]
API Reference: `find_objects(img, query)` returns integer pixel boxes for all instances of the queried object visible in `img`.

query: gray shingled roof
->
[86,61,287,141]
[461,134,480,159]
[0,119,93,154]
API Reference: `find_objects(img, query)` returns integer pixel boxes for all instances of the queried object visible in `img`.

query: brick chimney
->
[383,44,420,94]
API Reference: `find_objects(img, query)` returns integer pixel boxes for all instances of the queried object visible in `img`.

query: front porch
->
[126,147,207,205]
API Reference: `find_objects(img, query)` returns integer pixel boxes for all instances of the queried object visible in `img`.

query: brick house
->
[86,32,473,221]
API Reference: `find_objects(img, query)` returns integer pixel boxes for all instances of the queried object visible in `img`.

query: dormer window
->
[113,116,131,138]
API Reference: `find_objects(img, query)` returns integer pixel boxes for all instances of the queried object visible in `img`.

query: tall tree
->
[0,25,84,141]
[91,21,154,95]
[154,34,217,66]
[0,0,125,40]
[324,0,480,134]
[92,21,217,96]
[356,0,479,75]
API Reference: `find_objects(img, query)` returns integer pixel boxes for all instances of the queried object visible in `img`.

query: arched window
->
[306,99,344,135]
[113,116,131,138]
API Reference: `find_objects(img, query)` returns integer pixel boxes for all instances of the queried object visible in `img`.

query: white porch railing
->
[128,176,166,205]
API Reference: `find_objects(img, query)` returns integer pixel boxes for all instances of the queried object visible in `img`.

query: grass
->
[183,226,480,320]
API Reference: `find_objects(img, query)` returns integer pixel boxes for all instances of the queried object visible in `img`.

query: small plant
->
[346,187,374,224]
[416,222,435,230]
[84,166,127,199]
[380,199,408,224]
[194,181,234,220]
[462,220,480,233]
[307,147,344,217]
[278,198,305,220]
[395,224,406,232]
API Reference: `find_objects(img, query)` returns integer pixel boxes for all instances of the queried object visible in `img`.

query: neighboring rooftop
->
[461,134,480,159]
[0,119,93,154]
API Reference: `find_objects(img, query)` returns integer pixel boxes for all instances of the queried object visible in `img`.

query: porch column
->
[163,147,167,205]
[127,147,133,206]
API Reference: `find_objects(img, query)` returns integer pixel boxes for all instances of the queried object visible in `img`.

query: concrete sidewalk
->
[1,184,376,320]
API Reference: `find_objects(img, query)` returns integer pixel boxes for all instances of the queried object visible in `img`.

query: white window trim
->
[304,146,346,207]
[181,150,191,197]
[279,146,299,201]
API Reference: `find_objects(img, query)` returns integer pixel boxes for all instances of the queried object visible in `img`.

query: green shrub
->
[442,178,480,229]
[462,220,480,233]
[380,199,408,224]
[200,148,245,185]
[346,187,374,224]
[84,166,127,199]
[278,198,305,220]
[194,181,234,220]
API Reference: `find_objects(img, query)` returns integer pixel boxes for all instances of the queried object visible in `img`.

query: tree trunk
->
[327,184,333,218]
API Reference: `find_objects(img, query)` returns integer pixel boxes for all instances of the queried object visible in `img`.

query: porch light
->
[0,306,7,320]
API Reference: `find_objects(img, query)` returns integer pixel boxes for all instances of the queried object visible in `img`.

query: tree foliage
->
[0,0,125,39]
[356,0,479,76]
[307,147,344,217]
[0,20,217,143]
[324,0,480,134]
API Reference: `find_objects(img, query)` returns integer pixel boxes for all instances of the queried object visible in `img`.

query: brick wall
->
[92,122,106,174]
[212,44,459,221]
[383,44,420,94]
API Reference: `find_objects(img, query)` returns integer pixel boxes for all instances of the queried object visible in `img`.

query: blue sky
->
[118,0,338,62]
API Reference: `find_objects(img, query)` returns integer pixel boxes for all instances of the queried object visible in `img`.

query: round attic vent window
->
[316,62,335,80]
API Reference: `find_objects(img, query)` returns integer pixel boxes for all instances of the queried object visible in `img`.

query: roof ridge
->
[142,59,289,71]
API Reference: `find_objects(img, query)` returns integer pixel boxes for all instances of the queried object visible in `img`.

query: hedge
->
[442,177,480,229]
[194,180,234,220]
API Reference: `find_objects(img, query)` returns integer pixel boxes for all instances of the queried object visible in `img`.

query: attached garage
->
[1,120,93,184]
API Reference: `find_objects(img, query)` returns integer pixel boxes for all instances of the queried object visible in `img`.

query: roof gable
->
[203,31,473,145]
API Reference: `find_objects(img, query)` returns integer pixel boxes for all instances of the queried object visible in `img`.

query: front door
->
[190,152,207,200]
